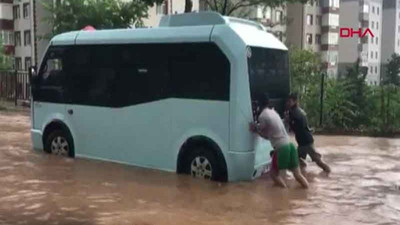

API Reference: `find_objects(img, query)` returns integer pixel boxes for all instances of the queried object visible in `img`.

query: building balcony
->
[359,13,369,22]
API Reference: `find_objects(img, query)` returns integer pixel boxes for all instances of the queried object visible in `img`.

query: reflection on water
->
[0,112,399,225]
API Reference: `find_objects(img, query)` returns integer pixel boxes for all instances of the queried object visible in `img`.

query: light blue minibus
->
[29,12,290,182]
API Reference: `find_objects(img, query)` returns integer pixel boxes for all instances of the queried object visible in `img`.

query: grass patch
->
[0,100,29,112]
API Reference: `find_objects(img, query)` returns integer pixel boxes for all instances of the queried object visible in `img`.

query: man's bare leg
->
[315,158,331,173]
[270,169,288,188]
[299,158,307,174]
[291,167,309,189]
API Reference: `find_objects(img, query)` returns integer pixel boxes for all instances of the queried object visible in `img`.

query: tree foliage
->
[42,0,164,37]
[384,53,400,86]
[0,39,11,70]
[188,0,307,15]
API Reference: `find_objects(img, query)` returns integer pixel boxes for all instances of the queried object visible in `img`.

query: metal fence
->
[0,70,30,105]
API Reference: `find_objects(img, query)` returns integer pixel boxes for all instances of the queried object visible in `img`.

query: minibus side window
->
[169,43,230,101]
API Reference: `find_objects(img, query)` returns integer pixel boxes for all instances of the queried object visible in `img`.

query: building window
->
[329,0,339,8]
[265,7,272,19]
[370,51,373,58]
[316,15,322,25]
[371,21,374,29]
[377,7,379,15]
[275,10,283,22]
[14,32,21,46]
[316,0,319,6]
[9,32,13,45]
[372,6,375,14]
[24,30,31,46]
[25,57,32,71]
[316,34,321,44]
[371,37,374,44]
[23,3,30,19]
[156,1,166,15]
[307,14,313,25]
[15,57,22,70]
[375,66,377,74]
[13,5,20,19]
[306,33,313,44]
[375,51,378,59]
[1,31,14,45]
[398,39,400,46]
[376,37,378,45]
[363,4,369,13]
[370,66,373,73]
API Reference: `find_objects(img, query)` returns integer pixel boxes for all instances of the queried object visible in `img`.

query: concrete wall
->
[286,3,304,48]
[338,0,361,77]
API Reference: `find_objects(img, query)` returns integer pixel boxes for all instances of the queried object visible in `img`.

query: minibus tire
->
[44,129,75,158]
[185,147,224,182]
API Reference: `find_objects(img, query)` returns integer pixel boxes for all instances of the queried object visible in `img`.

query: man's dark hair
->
[288,93,298,101]
[257,93,270,109]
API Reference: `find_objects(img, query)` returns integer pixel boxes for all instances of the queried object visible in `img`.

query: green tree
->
[380,54,400,131]
[194,0,307,15]
[0,39,11,70]
[289,47,321,96]
[384,54,400,86]
[342,59,371,127]
[324,79,357,129]
[42,0,164,37]
[288,47,322,126]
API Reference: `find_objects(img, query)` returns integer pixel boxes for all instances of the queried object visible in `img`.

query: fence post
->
[319,72,325,127]
[14,70,17,106]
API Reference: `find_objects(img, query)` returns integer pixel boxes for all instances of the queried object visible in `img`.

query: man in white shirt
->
[250,94,309,189]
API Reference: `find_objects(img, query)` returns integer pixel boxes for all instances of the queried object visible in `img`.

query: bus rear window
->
[247,47,290,117]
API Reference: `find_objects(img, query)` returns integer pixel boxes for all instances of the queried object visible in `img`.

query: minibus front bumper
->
[226,150,271,182]
[31,129,44,150]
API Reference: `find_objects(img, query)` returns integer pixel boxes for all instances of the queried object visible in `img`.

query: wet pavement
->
[0,111,399,225]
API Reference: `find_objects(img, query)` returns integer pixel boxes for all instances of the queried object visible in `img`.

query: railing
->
[0,70,30,105]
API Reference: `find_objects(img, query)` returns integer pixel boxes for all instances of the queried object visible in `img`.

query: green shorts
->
[272,143,299,171]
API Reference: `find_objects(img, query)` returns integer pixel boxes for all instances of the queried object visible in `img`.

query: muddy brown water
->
[0,112,399,225]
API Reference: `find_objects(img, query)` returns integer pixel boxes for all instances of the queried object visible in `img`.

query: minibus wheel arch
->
[42,120,75,157]
[177,136,228,182]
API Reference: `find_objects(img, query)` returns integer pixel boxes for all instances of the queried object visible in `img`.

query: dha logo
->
[339,28,374,38]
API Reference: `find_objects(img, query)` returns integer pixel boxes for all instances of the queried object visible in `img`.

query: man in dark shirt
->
[286,93,331,173]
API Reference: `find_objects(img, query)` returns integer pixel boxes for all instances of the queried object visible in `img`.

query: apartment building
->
[13,0,34,71]
[248,5,286,42]
[339,0,382,85]
[142,0,201,27]
[287,0,340,78]
[0,0,14,57]
[381,0,400,76]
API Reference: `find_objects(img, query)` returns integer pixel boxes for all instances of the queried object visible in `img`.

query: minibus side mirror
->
[29,65,38,84]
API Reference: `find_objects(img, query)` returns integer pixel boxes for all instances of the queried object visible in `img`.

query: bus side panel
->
[170,99,230,170]
[107,100,172,171]
[31,102,67,150]
[211,26,273,180]
[211,26,254,153]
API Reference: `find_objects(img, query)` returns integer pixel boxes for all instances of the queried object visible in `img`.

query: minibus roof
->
[51,12,287,51]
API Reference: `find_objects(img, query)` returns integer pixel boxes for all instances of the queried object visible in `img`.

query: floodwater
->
[0,112,399,225]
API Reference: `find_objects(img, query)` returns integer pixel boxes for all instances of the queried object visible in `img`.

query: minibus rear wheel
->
[44,129,75,158]
[185,147,224,181]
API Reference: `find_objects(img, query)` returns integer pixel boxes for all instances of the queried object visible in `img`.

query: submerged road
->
[0,112,399,225]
